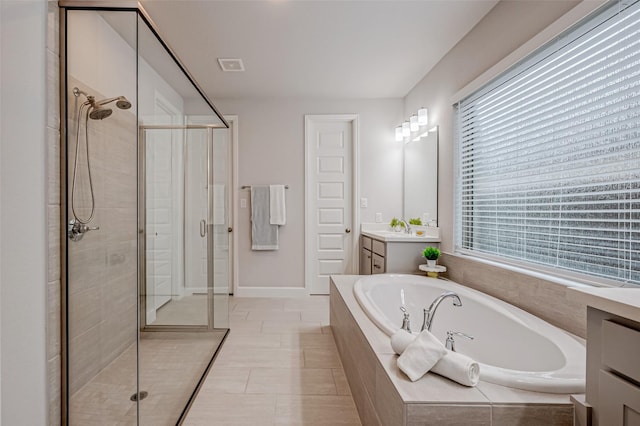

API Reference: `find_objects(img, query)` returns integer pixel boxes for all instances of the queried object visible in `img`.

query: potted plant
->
[389,217,405,232]
[409,218,422,226]
[422,246,441,267]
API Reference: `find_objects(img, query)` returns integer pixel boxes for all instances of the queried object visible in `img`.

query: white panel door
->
[306,115,358,294]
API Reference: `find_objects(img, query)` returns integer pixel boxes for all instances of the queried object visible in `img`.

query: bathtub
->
[353,274,585,394]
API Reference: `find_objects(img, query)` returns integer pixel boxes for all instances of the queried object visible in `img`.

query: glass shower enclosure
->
[60,3,229,424]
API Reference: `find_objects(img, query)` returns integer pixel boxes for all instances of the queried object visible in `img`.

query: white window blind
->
[455,0,640,286]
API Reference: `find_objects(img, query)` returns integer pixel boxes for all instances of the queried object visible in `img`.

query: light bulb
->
[402,121,410,137]
[418,107,428,126]
[395,126,403,142]
[410,115,419,132]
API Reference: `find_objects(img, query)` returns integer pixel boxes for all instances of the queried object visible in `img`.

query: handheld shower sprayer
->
[69,87,132,241]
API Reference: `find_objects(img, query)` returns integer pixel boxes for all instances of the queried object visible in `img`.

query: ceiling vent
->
[217,58,245,72]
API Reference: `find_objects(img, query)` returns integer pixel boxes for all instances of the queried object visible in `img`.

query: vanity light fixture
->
[402,121,410,137]
[395,126,403,142]
[410,114,419,132]
[418,107,428,126]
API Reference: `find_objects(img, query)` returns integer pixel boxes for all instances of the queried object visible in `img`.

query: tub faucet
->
[399,219,412,234]
[421,291,462,332]
[445,331,474,352]
[399,307,411,333]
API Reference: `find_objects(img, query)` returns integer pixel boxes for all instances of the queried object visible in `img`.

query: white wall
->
[216,98,404,291]
[66,10,137,112]
[403,0,582,253]
[0,0,49,424]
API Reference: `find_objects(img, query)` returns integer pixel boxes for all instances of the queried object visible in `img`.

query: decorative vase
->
[426,259,437,268]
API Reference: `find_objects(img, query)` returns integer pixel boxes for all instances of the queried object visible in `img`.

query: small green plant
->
[422,246,441,260]
[409,218,422,226]
[389,217,405,228]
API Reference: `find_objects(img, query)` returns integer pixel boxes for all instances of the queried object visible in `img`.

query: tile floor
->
[152,294,209,326]
[183,295,361,425]
[69,331,226,425]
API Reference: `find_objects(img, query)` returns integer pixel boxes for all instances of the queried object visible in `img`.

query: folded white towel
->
[397,329,447,382]
[390,329,415,355]
[269,185,286,225]
[432,350,480,387]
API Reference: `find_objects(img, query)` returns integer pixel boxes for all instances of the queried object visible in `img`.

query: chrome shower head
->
[85,96,113,120]
[88,105,113,120]
[115,96,132,110]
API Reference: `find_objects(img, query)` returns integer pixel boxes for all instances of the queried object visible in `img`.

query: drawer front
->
[602,320,640,382]
[598,370,640,426]
[361,235,372,251]
[360,248,372,275]
[372,239,386,256]
[372,253,385,274]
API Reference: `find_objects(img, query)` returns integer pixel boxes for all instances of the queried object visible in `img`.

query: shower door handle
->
[199,220,207,237]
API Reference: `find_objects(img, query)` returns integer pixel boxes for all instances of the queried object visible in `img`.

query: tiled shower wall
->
[65,76,138,396]
[46,1,61,424]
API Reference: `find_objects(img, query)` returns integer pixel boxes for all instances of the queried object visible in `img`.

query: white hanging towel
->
[251,186,279,250]
[269,185,286,225]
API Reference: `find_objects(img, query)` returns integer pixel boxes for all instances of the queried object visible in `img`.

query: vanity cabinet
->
[360,234,433,275]
[360,236,373,275]
[360,235,385,274]
[575,305,640,426]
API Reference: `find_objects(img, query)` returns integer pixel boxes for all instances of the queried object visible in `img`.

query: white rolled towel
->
[397,329,447,382]
[390,329,415,355]
[432,350,480,387]
[391,330,480,387]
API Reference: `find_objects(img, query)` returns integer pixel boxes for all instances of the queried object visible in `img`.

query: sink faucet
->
[399,219,412,234]
[421,291,462,331]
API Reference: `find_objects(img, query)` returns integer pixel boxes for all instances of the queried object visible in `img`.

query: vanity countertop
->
[569,286,640,323]
[361,229,441,243]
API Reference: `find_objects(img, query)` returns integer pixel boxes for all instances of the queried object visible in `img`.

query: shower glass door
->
[140,126,230,329]
[141,126,204,327]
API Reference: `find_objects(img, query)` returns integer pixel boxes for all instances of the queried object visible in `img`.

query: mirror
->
[403,126,438,225]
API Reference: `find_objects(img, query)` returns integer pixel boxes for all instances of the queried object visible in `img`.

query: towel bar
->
[241,185,289,189]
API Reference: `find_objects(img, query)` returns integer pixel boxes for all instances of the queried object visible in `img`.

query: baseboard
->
[234,286,309,298]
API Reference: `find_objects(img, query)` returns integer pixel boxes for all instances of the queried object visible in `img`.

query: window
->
[455,0,640,286]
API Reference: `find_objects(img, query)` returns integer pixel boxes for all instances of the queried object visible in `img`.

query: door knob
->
[200,220,207,237]
[228,227,233,233]
[345,228,351,233]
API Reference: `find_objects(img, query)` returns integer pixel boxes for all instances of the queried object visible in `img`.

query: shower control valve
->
[68,218,99,242]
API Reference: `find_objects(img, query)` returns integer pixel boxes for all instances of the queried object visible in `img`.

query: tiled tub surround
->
[440,253,587,338]
[330,276,576,426]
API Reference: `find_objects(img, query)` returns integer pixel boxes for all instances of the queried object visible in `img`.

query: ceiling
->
[140,0,499,100]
